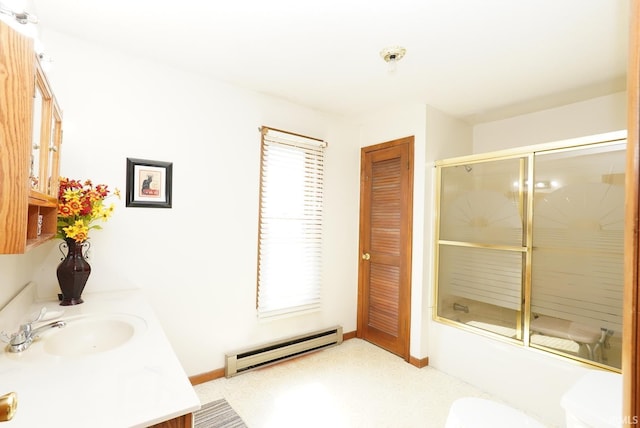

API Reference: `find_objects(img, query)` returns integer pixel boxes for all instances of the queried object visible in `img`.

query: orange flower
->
[58,204,72,217]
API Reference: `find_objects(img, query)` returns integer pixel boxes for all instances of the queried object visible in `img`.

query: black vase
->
[56,238,91,306]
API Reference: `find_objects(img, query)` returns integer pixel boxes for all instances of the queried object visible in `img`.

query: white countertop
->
[0,286,200,427]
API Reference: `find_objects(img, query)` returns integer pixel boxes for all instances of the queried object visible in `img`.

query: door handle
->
[362,252,370,260]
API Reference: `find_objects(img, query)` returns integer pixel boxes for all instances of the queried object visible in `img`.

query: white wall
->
[426,93,627,426]
[2,29,362,376]
[0,244,54,310]
[473,92,627,152]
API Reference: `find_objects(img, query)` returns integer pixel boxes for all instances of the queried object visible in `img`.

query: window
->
[256,127,326,318]
[434,137,626,370]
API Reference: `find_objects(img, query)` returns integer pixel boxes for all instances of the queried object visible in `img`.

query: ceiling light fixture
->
[0,2,38,24]
[380,46,406,74]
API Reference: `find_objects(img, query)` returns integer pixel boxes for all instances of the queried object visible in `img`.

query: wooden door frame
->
[624,0,640,423]
[357,136,414,361]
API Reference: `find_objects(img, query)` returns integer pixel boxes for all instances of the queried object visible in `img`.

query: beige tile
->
[194,339,535,427]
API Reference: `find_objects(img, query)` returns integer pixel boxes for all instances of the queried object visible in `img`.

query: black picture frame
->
[125,158,173,208]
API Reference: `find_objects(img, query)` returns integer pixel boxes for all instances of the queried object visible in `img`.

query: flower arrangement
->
[56,177,120,243]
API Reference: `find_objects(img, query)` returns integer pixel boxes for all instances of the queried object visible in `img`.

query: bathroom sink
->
[43,313,147,357]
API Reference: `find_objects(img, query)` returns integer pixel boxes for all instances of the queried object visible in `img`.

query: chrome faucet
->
[1,308,66,353]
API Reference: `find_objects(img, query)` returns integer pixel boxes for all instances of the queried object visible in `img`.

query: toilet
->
[561,370,622,428]
[446,370,622,428]
[445,397,546,428]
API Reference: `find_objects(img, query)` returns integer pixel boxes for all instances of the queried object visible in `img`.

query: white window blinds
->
[257,127,327,318]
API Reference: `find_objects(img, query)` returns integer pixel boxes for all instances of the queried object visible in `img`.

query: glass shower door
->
[436,156,528,340]
[530,142,626,368]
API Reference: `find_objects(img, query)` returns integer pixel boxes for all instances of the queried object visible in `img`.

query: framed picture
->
[125,158,173,208]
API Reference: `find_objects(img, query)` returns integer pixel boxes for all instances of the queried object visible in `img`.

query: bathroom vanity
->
[0,284,200,427]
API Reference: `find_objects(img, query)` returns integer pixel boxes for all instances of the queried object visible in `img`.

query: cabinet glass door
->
[31,61,53,194]
[30,79,43,190]
[47,103,62,196]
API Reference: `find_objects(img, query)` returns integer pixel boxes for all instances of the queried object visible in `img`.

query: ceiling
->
[24,0,630,123]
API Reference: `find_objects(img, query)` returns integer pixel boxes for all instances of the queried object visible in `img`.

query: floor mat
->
[193,398,247,428]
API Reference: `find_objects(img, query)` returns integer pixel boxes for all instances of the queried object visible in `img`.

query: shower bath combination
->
[434,134,626,370]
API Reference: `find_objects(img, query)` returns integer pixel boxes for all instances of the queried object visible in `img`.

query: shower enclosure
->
[434,132,626,370]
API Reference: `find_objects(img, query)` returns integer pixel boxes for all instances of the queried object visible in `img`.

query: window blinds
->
[257,127,327,318]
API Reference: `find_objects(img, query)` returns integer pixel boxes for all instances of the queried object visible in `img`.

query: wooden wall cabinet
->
[0,20,62,254]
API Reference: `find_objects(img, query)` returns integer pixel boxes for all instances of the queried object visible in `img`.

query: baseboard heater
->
[225,326,343,377]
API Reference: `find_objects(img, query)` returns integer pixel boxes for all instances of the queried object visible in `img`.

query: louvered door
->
[358,136,414,359]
